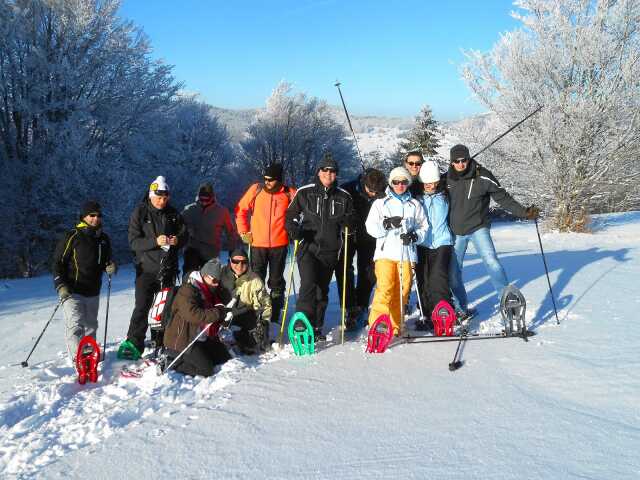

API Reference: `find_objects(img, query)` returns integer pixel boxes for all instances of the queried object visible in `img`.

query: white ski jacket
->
[365,188,428,262]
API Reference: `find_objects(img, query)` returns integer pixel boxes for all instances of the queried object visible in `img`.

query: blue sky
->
[119,0,521,121]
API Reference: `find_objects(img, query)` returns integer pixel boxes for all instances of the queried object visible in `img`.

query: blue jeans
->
[449,227,508,312]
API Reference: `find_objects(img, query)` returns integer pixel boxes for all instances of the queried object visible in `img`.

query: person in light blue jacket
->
[415,161,454,330]
[365,167,428,335]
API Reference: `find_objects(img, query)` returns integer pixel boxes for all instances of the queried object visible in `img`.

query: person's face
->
[363,184,379,199]
[203,274,220,289]
[318,167,337,188]
[390,178,409,195]
[423,181,439,194]
[404,155,423,177]
[264,176,278,188]
[451,158,470,172]
[83,212,102,228]
[150,192,170,210]
[230,256,248,276]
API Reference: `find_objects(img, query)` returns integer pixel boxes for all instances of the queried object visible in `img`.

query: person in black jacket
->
[335,168,386,330]
[52,201,116,360]
[404,149,425,198]
[446,144,539,319]
[122,176,188,357]
[285,153,357,340]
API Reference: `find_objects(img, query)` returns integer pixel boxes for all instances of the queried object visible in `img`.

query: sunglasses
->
[320,167,337,173]
[87,213,102,218]
[263,177,277,182]
[391,179,409,186]
[406,161,422,167]
[452,158,469,164]
[230,258,248,265]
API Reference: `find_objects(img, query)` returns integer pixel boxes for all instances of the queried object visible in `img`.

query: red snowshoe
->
[366,314,394,353]
[431,301,456,337]
[76,336,101,384]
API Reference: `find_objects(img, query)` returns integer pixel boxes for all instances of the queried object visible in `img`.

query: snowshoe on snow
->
[500,285,526,336]
[288,312,315,356]
[432,300,456,336]
[76,336,100,384]
[366,314,394,354]
[117,339,142,360]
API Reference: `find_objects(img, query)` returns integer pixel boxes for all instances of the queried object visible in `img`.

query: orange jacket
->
[235,183,296,248]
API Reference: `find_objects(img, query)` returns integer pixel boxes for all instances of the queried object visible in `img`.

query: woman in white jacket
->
[365,167,428,335]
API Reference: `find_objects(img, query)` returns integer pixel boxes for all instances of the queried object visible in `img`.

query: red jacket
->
[235,183,296,248]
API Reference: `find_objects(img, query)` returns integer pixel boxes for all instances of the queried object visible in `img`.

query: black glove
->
[525,205,540,220]
[400,231,418,245]
[383,216,403,230]
[288,227,305,241]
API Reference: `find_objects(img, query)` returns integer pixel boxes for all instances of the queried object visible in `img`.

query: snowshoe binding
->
[500,285,527,337]
[366,314,394,354]
[432,300,456,336]
[117,339,142,360]
[76,336,100,384]
[288,312,315,356]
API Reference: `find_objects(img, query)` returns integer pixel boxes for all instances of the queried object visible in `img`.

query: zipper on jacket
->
[467,179,474,200]
[269,194,273,248]
[98,242,102,265]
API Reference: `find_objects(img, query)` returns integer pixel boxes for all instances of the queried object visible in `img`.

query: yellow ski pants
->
[368,259,413,334]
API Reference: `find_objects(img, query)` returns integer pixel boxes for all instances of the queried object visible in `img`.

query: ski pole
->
[448,326,468,371]
[334,81,366,172]
[164,323,212,373]
[278,240,299,348]
[102,274,112,362]
[341,227,349,344]
[411,264,426,322]
[471,105,543,160]
[21,298,64,367]
[535,218,560,325]
[399,243,405,337]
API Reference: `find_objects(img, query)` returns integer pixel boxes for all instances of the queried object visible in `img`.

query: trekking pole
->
[399,243,405,337]
[411,264,426,322]
[341,227,349,345]
[20,299,64,367]
[334,81,366,172]
[164,323,212,373]
[102,274,112,362]
[471,105,543,160]
[535,218,560,325]
[278,240,300,348]
[448,327,468,371]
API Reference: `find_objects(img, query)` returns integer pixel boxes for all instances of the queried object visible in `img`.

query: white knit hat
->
[418,161,441,184]
[388,166,412,187]
[149,176,170,198]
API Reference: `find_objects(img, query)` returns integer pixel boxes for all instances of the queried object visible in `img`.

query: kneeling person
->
[221,248,272,354]
[163,259,232,377]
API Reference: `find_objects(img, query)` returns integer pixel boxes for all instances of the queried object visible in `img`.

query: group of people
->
[52,143,538,377]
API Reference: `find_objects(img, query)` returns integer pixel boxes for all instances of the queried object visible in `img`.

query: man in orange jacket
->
[235,164,296,324]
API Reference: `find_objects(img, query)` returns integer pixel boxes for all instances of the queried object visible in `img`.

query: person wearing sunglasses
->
[335,167,387,331]
[365,167,428,335]
[446,144,540,321]
[285,152,356,341]
[182,182,239,279]
[235,163,296,325]
[52,200,116,362]
[403,149,426,197]
[219,248,272,354]
[163,258,233,377]
[122,176,188,358]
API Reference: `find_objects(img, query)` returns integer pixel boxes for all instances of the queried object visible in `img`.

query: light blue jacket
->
[418,192,453,249]
[365,187,427,262]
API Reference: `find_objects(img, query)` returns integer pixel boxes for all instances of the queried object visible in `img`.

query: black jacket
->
[52,223,111,297]
[446,159,527,236]
[285,179,356,258]
[128,199,188,278]
[340,176,379,249]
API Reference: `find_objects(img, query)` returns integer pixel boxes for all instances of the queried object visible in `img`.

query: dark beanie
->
[264,164,283,181]
[318,152,339,173]
[229,248,248,259]
[200,258,223,279]
[198,182,214,197]
[80,200,101,219]
[450,144,471,162]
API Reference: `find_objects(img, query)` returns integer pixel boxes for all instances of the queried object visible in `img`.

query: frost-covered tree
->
[241,82,357,187]
[398,105,441,157]
[461,0,640,231]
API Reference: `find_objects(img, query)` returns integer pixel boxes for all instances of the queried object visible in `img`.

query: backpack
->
[148,285,181,331]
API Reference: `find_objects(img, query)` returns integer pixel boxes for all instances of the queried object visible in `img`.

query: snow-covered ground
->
[1,213,639,479]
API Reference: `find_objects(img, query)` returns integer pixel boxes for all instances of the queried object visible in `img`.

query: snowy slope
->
[1,214,639,479]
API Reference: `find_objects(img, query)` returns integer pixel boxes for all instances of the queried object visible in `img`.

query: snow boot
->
[117,339,142,360]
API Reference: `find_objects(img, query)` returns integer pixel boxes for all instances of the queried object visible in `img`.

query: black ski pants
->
[250,245,287,321]
[417,245,453,316]
[336,236,376,311]
[183,247,209,281]
[295,248,338,332]
[170,338,231,377]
